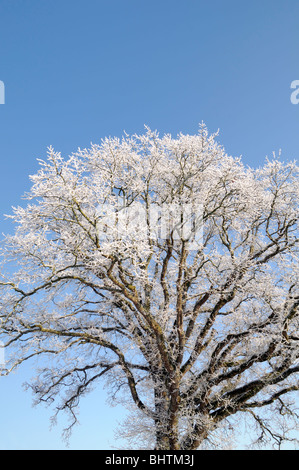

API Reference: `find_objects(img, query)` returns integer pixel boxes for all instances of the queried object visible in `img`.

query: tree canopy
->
[0,125,298,449]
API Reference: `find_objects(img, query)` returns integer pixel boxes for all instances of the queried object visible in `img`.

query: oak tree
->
[0,126,298,449]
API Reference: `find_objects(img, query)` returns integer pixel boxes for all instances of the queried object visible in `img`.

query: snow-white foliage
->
[0,125,298,449]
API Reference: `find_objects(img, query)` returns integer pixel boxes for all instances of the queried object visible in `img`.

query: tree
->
[0,125,298,450]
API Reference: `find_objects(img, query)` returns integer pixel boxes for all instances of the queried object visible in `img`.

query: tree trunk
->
[154,386,180,450]
[154,384,169,449]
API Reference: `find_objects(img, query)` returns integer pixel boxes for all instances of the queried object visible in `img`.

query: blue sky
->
[0,0,298,450]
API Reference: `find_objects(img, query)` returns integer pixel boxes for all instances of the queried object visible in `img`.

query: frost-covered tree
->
[0,125,298,450]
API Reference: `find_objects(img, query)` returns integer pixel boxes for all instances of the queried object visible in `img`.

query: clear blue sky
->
[0,0,298,450]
